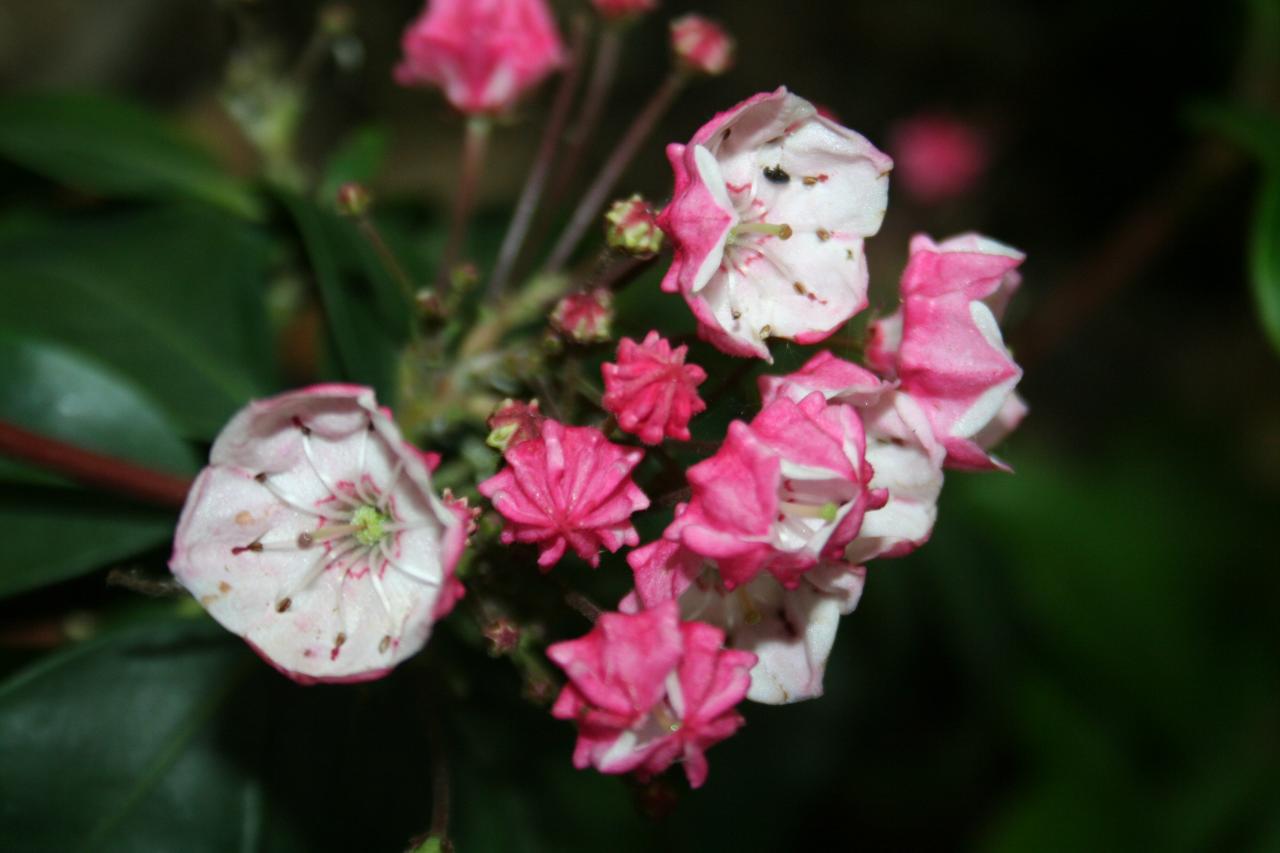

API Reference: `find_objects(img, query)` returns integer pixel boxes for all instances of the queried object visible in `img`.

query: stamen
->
[255,474,330,518]
[730,221,792,242]
[300,429,350,507]
[378,539,440,588]
[309,523,360,542]
[367,564,398,635]
[354,421,378,504]
[378,459,405,511]
[278,539,362,608]
[778,500,839,521]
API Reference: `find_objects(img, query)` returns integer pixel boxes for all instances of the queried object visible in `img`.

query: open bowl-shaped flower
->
[170,385,466,684]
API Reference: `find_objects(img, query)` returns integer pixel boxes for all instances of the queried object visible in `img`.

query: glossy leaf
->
[0,334,197,477]
[0,206,278,438]
[0,93,262,219]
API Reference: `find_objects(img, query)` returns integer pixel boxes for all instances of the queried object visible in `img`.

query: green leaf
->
[0,334,197,596]
[1186,101,1280,169]
[317,126,388,210]
[1251,177,1280,353]
[0,618,254,852]
[0,206,278,438]
[0,485,176,599]
[0,334,198,477]
[0,93,262,219]
[279,194,401,401]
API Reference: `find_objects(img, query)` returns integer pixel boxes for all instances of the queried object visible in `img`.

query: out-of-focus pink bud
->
[590,0,658,22]
[394,0,565,115]
[670,14,734,76]
[486,398,546,452]
[889,114,988,203]
[550,287,614,343]
[604,195,664,257]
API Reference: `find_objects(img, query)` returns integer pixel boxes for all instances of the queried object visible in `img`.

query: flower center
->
[351,504,391,547]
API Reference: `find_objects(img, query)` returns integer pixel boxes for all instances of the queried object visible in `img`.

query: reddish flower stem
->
[486,16,590,300]
[548,22,623,205]
[0,420,193,508]
[544,70,687,273]
[435,116,491,299]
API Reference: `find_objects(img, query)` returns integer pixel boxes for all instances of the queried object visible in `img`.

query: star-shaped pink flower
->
[601,331,708,445]
[478,420,649,568]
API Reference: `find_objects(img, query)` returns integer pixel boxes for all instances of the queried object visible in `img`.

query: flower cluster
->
[170,0,1028,794]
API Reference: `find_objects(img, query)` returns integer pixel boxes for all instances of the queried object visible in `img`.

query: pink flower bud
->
[658,88,892,360]
[550,287,614,343]
[486,398,546,452]
[670,14,734,76]
[477,419,649,568]
[889,114,988,203]
[335,182,373,217]
[394,0,565,115]
[601,331,707,445]
[547,601,756,788]
[590,0,658,22]
[169,385,466,684]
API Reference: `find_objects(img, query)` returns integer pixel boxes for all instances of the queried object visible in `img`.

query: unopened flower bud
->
[319,3,355,35]
[605,195,664,256]
[670,14,734,76]
[482,617,522,655]
[335,182,372,217]
[486,399,545,452]
[550,287,614,343]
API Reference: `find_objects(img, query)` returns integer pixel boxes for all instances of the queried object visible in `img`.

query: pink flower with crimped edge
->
[664,392,884,590]
[394,0,564,115]
[658,88,892,360]
[760,350,946,561]
[624,533,865,705]
[169,385,466,684]
[547,601,755,788]
[477,420,649,569]
[601,331,708,445]
[868,233,1027,470]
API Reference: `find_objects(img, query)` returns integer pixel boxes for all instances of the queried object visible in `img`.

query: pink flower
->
[547,601,755,788]
[665,392,885,589]
[601,331,708,445]
[889,114,988,204]
[669,15,734,76]
[625,536,865,704]
[486,398,546,452]
[394,0,565,115]
[759,351,946,561]
[868,234,1026,470]
[478,420,649,568]
[591,0,658,22]
[170,385,466,684]
[550,287,614,343]
[658,88,892,360]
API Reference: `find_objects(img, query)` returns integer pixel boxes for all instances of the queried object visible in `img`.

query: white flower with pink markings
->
[170,385,466,684]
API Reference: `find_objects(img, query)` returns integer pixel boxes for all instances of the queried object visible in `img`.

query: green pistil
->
[352,504,391,547]
[819,502,839,523]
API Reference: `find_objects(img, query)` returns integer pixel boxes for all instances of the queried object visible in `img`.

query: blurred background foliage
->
[1,0,1278,850]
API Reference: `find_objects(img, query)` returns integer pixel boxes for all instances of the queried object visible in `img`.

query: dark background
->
[1,1,1278,850]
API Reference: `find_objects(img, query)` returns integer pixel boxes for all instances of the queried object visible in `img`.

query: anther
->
[379,635,392,654]
[297,531,314,548]
[276,597,292,613]
[291,416,311,436]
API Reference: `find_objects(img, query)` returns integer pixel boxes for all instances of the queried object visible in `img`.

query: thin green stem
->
[548,22,624,204]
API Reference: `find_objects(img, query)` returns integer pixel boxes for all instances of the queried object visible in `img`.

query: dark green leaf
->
[0,484,176,599]
[0,334,197,477]
[0,93,262,219]
[0,206,278,438]
[279,194,400,401]
[1251,177,1280,353]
